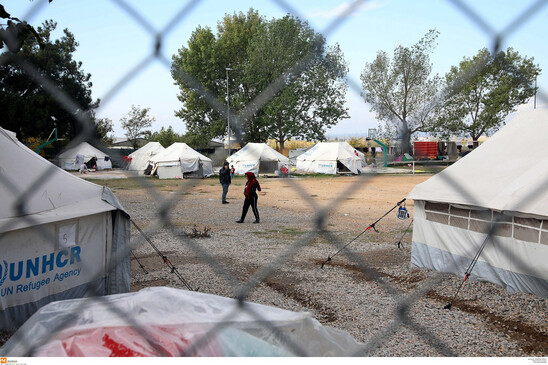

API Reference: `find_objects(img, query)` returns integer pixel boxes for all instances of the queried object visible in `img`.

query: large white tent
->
[296,142,365,175]
[0,128,131,328]
[227,142,290,175]
[408,108,548,298]
[58,141,112,170]
[126,141,165,172]
[149,142,213,179]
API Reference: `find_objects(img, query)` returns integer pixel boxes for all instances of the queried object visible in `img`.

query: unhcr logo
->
[0,246,81,288]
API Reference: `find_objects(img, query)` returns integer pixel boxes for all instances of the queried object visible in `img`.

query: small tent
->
[0,128,131,328]
[408,108,548,298]
[296,142,365,175]
[58,142,112,170]
[149,142,214,179]
[227,143,290,175]
[126,141,165,172]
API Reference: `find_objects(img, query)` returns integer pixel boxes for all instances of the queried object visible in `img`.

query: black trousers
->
[240,195,259,221]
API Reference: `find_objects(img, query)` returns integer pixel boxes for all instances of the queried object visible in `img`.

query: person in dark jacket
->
[219,161,231,204]
[236,172,261,223]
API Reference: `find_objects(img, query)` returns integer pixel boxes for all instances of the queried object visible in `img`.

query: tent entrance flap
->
[337,160,351,173]
[259,160,278,173]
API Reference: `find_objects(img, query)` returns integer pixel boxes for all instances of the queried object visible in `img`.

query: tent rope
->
[131,219,195,291]
[131,250,148,274]
[321,198,406,268]
[443,233,491,309]
[396,218,414,249]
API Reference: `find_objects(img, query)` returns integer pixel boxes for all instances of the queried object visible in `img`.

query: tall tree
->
[171,9,263,148]
[120,105,155,149]
[243,15,349,150]
[437,47,541,146]
[171,10,349,150]
[0,20,98,140]
[360,29,442,154]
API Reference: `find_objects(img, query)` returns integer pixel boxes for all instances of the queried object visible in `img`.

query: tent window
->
[493,223,512,237]
[541,231,548,245]
[471,210,491,220]
[470,220,490,234]
[449,217,468,229]
[514,217,541,228]
[426,211,448,224]
[425,202,449,213]
[514,225,540,243]
[493,211,512,223]
[450,207,470,218]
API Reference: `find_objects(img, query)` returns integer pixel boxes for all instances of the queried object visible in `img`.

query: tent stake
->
[396,219,413,249]
[131,250,148,274]
[443,234,491,310]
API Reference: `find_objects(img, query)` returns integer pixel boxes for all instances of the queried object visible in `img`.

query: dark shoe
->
[222,201,229,204]
[236,220,244,223]
[253,220,260,224]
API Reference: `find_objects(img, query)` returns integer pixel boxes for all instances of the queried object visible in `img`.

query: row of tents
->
[0,127,364,356]
[0,108,546,347]
[124,141,367,178]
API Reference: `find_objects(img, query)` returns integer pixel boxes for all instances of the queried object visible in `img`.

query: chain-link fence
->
[1,0,547,357]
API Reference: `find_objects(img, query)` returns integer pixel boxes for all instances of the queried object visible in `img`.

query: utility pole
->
[226,67,232,157]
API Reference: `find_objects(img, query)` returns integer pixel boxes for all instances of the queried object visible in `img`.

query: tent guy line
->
[321,198,406,268]
[131,219,195,291]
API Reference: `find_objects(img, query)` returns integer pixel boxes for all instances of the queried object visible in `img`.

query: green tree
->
[360,29,442,154]
[171,9,263,148]
[0,3,44,53]
[171,10,349,150]
[146,126,184,148]
[438,47,541,146]
[120,105,155,149]
[95,117,114,144]
[0,20,98,140]
[243,15,349,150]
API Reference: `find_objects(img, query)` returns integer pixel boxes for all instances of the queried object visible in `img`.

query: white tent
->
[0,127,131,328]
[227,143,290,175]
[126,141,165,172]
[149,142,213,179]
[58,142,112,170]
[296,142,365,175]
[408,108,548,298]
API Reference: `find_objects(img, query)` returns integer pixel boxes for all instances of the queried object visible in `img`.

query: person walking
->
[219,161,231,204]
[236,172,261,223]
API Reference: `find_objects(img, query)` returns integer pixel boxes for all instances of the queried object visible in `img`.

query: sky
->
[2,0,548,139]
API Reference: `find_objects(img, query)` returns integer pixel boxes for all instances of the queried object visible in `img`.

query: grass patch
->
[252,227,308,237]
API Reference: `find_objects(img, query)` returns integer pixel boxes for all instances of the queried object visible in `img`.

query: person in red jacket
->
[236,172,261,223]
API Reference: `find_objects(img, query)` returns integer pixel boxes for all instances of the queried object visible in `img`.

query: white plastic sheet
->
[1,287,365,357]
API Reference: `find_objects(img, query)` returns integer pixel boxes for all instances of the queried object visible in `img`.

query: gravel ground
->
[2,172,547,357]
[121,173,547,357]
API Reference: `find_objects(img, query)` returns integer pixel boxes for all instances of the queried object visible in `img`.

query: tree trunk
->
[400,125,412,155]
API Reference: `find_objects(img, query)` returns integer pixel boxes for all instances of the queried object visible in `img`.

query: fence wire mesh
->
[0,0,547,357]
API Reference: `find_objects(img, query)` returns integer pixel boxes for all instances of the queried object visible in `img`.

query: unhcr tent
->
[149,142,213,179]
[126,141,165,172]
[0,127,131,328]
[296,142,365,175]
[58,142,112,170]
[408,108,548,298]
[227,143,290,175]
